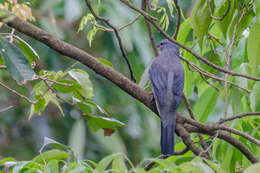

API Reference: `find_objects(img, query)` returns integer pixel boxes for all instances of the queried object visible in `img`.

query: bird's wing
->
[149,64,175,111]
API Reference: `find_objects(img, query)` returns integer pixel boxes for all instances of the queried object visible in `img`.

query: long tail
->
[161,122,175,156]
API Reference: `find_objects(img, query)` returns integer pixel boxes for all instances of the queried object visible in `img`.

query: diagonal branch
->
[218,112,260,124]
[85,0,136,82]
[207,0,231,21]
[172,0,181,39]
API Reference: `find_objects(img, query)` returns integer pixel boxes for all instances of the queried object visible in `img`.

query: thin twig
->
[172,0,181,39]
[85,0,136,82]
[94,14,141,32]
[207,0,231,21]
[180,55,251,93]
[119,0,260,82]
[0,105,14,112]
[0,80,35,104]
[224,7,246,118]
[141,0,158,56]
[118,14,141,31]
[199,131,219,157]
[218,112,260,124]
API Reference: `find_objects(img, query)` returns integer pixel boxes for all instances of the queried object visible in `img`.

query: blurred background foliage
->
[0,0,193,163]
[0,0,260,172]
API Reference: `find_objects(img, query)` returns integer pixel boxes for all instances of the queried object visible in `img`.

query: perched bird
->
[148,39,184,156]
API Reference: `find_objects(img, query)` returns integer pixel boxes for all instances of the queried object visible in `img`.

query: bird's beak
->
[156,44,160,48]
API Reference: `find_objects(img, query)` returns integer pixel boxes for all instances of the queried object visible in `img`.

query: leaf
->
[190,0,212,48]
[32,149,69,164]
[177,18,191,44]
[112,155,127,173]
[248,21,260,77]
[53,80,80,93]
[0,37,35,85]
[244,163,260,173]
[97,58,113,67]
[87,115,125,132]
[193,86,219,122]
[14,35,39,67]
[255,0,260,21]
[68,69,94,99]
[227,8,254,40]
[250,83,260,111]
[87,26,99,47]
[94,153,122,173]
[68,119,86,160]
[44,160,59,173]
[215,0,235,37]
[0,157,16,166]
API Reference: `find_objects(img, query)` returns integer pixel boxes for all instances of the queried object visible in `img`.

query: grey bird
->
[148,39,184,156]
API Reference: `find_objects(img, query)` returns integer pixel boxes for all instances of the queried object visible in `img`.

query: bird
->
[148,39,184,156]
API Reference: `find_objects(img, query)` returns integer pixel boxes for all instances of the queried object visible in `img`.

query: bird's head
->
[157,39,179,54]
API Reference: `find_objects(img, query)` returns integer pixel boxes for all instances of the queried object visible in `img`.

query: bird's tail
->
[161,122,175,156]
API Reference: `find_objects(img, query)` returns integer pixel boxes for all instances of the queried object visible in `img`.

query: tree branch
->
[172,0,181,39]
[218,112,260,124]
[207,0,231,21]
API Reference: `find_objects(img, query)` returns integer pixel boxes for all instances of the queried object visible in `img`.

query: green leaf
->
[193,87,219,122]
[244,163,260,173]
[250,83,260,111]
[87,26,99,47]
[53,80,79,93]
[0,157,16,166]
[248,21,260,77]
[32,149,69,164]
[97,58,113,67]
[203,159,225,173]
[44,160,59,173]
[146,158,177,172]
[227,8,254,40]
[68,69,94,99]
[87,115,125,132]
[177,18,191,44]
[215,0,235,37]
[14,36,39,67]
[76,101,92,115]
[0,37,35,85]
[68,119,86,160]
[112,155,127,173]
[255,0,260,21]
[190,0,212,47]
[94,153,122,173]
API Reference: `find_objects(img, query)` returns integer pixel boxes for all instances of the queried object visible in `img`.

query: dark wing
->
[148,63,169,107]
[172,71,184,110]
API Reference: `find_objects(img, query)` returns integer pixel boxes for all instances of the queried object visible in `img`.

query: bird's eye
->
[160,42,164,46]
